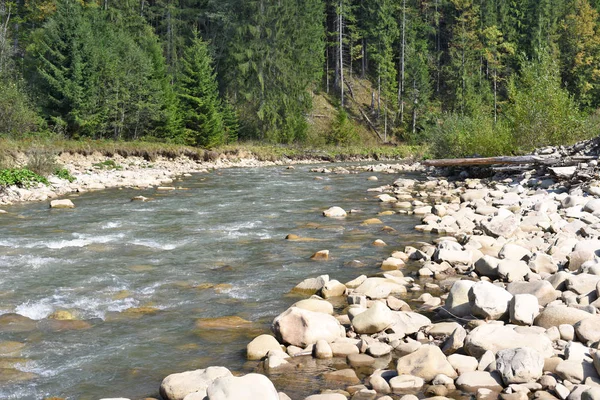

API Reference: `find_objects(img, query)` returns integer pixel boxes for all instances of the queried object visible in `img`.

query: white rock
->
[160,367,232,400]
[206,373,279,400]
[469,281,513,320]
[272,307,343,347]
[323,206,347,218]
[496,347,544,384]
[352,301,393,334]
[509,294,540,326]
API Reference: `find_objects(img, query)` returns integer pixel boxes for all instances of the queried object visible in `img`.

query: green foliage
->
[428,112,513,158]
[506,51,589,152]
[25,148,58,177]
[92,160,123,170]
[328,108,359,146]
[0,168,49,188]
[54,168,76,182]
[0,79,41,137]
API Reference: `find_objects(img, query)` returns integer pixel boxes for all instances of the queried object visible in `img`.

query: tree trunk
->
[339,0,344,107]
[398,0,406,124]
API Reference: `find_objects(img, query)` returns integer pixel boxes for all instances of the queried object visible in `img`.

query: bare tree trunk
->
[398,0,406,123]
[104,0,108,10]
[493,68,497,123]
[339,0,344,107]
[326,48,330,94]
[412,79,417,134]
[361,38,366,78]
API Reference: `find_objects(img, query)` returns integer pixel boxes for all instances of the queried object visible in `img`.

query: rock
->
[427,322,462,338]
[575,317,600,345]
[455,371,503,393]
[506,280,558,307]
[441,326,467,355]
[315,339,333,359]
[396,345,458,382]
[366,342,392,357]
[321,280,346,298]
[554,360,597,383]
[323,207,347,218]
[160,366,232,400]
[529,253,559,274]
[347,353,376,367]
[272,307,343,347]
[323,369,361,384]
[381,257,405,271]
[435,249,473,265]
[388,311,432,336]
[369,374,391,394]
[311,250,330,261]
[496,348,544,384]
[443,280,476,318]
[330,341,360,357]
[481,214,520,238]
[265,351,290,370]
[247,335,282,361]
[497,260,530,282]
[389,375,425,394]
[448,354,478,375]
[0,313,37,333]
[534,305,593,329]
[469,281,513,320]
[378,194,398,203]
[304,395,348,400]
[353,277,407,299]
[499,244,532,261]
[294,298,334,315]
[509,294,540,326]
[560,324,576,341]
[352,302,393,334]
[567,274,600,295]
[475,255,500,278]
[465,324,554,358]
[293,275,329,294]
[50,199,75,209]
[206,373,279,400]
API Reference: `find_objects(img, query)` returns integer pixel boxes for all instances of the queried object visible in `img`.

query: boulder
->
[247,335,282,361]
[499,244,532,261]
[311,250,330,261]
[206,373,279,400]
[481,214,520,238]
[497,260,530,282]
[353,278,407,299]
[352,302,393,334]
[293,298,334,315]
[465,324,554,358]
[321,280,346,298]
[389,375,425,394]
[506,280,558,307]
[388,312,431,336]
[381,257,405,271]
[50,199,75,209]
[534,305,593,329]
[443,280,476,318]
[292,275,329,294]
[574,317,600,345]
[496,348,544,384]
[566,274,600,295]
[396,345,458,381]
[304,395,348,400]
[455,371,503,393]
[474,256,500,278]
[314,340,333,359]
[528,253,559,274]
[160,366,232,400]
[323,207,347,218]
[272,307,343,347]
[447,354,478,375]
[509,294,540,326]
[469,281,513,320]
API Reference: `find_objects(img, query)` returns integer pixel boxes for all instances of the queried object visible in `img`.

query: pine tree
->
[178,33,226,147]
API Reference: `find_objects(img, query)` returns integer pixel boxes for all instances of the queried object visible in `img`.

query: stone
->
[469,281,513,320]
[567,274,600,295]
[560,324,576,341]
[378,194,398,203]
[455,371,503,393]
[575,317,600,345]
[396,345,458,382]
[465,324,554,358]
[160,366,232,400]
[304,395,348,400]
[311,250,330,261]
[448,354,478,375]
[506,281,558,307]
[509,294,540,326]
[294,298,334,315]
[435,249,473,265]
[50,199,75,209]
[381,257,405,271]
[529,253,559,275]
[322,280,346,298]
[330,341,360,357]
[367,342,392,357]
[323,369,361,385]
[389,375,424,394]
[247,335,282,361]
[272,307,343,347]
[292,275,329,294]
[497,260,531,282]
[350,389,377,400]
[441,326,467,355]
[206,373,279,400]
[352,302,394,335]
[347,353,376,367]
[496,348,544,384]
[475,255,501,278]
[481,214,520,238]
[534,305,593,329]
[388,312,431,336]
[554,360,597,383]
[353,278,407,299]
[315,340,333,359]
[499,244,532,261]
[323,207,347,218]
[443,280,476,318]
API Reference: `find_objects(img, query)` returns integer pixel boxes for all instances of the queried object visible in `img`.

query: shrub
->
[25,148,59,177]
[328,109,359,146]
[0,80,40,137]
[54,168,76,182]
[92,160,123,170]
[0,168,49,188]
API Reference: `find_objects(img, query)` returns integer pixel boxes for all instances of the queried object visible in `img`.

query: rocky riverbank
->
[0,151,419,207]
[148,147,600,400]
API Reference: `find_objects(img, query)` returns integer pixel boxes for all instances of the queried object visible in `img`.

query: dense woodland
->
[2,0,600,156]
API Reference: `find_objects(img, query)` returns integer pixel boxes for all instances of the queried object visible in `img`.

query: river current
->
[0,163,429,399]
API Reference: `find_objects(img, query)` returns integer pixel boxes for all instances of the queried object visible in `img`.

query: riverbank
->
[154,144,600,400]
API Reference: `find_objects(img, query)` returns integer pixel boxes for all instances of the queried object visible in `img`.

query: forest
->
[1,0,600,157]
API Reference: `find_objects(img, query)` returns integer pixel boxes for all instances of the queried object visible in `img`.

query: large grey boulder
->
[469,281,513,320]
[474,255,500,279]
[534,305,594,329]
[396,345,458,382]
[575,317,600,345]
[566,274,600,295]
[351,301,393,334]
[272,307,343,347]
[496,348,544,384]
[465,324,553,358]
[206,373,279,400]
[160,367,232,400]
[506,280,558,306]
[443,280,476,317]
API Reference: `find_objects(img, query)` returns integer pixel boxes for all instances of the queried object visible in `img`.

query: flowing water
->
[0,163,431,400]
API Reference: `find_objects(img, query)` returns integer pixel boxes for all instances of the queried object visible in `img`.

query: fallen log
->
[423,155,555,167]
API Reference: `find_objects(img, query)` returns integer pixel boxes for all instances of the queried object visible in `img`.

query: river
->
[0,163,429,399]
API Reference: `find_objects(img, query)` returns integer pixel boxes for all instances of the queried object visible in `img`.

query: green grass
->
[0,168,49,188]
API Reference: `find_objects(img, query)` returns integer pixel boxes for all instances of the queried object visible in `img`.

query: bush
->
[0,168,49,188]
[92,160,122,170]
[54,168,76,182]
[0,79,40,137]
[328,109,359,146]
[25,148,59,177]
[428,113,513,158]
